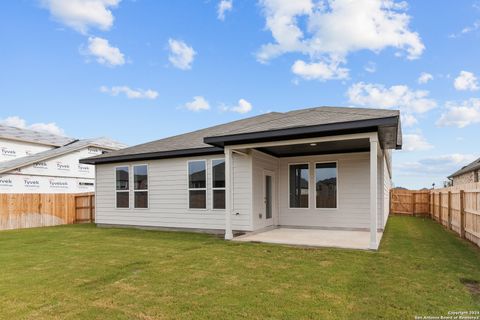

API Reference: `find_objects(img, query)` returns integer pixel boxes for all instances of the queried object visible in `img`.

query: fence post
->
[412,192,416,215]
[429,191,435,219]
[439,192,442,224]
[460,190,465,238]
[89,195,93,223]
[447,191,452,230]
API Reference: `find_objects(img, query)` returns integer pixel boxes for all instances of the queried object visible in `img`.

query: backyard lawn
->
[0,216,479,319]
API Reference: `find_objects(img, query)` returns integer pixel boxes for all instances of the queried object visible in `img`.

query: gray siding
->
[277,153,372,229]
[251,150,279,230]
[95,154,252,231]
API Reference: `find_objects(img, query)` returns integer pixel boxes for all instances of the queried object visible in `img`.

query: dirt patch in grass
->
[460,278,480,295]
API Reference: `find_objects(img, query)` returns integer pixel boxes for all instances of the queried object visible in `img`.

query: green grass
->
[0,216,479,319]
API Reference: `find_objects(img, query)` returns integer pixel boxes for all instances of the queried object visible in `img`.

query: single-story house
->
[81,106,402,249]
[448,157,480,186]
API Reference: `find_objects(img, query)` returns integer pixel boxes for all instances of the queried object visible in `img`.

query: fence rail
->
[0,193,95,230]
[391,183,480,248]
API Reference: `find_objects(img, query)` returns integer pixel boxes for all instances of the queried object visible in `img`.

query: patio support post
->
[369,136,378,249]
[224,146,234,240]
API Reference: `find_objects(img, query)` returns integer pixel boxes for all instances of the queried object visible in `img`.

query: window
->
[134,165,148,208]
[212,159,225,209]
[188,160,206,209]
[475,170,479,183]
[116,166,129,208]
[316,162,337,208]
[289,164,309,208]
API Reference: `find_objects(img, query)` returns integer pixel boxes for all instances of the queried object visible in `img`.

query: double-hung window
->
[116,166,129,208]
[134,165,148,208]
[212,159,226,209]
[315,162,337,208]
[188,160,207,209]
[289,164,309,208]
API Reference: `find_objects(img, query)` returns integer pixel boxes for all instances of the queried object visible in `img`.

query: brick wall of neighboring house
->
[453,170,480,185]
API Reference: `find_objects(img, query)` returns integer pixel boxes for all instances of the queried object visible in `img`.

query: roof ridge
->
[114,112,285,151]
[314,107,399,118]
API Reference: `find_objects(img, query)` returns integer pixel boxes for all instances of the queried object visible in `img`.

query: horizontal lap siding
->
[95,154,252,231]
[251,150,279,230]
[278,153,371,229]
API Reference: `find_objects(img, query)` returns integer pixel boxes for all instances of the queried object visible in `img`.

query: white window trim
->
[187,159,208,210]
[314,161,339,210]
[115,165,130,210]
[211,158,226,210]
[133,164,149,209]
[288,162,310,209]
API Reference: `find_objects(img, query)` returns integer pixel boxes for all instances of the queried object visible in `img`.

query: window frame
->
[288,162,310,209]
[211,158,226,210]
[314,161,339,210]
[133,164,149,209]
[187,159,208,210]
[115,165,130,209]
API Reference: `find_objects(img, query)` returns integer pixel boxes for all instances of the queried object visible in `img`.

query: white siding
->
[95,154,253,231]
[277,152,371,230]
[383,150,392,228]
[251,150,279,230]
[377,151,383,228]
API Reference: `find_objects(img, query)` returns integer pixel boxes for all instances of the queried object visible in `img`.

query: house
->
[448,157,480,186]
[81,106,402,249]
[0,124,127,193]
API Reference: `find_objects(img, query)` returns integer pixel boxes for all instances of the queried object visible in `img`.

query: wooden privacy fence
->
[0,193,95,231]
[391,183,480,248]
[390,189,430,215]
[431,183,480,247]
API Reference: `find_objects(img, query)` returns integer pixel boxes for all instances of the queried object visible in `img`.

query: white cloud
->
[347,82,437,114]
[41,0,120,34]
[0,116,65,136]
[402,133,433,152]
[454,71,479,91]
[450,20,480,38]
[168,39,196,70]
[417,72,433,84]
[396,154,477,176]
[437,98,480,128]
[217,0,233,21]
[86,36,125,66]
[223,99,253,114]
[401,114,418,127]
[182,96,210,111]
[291,59,348,81]
[257,0,424,80]
[364,61,376,73]
[100,86,158,99]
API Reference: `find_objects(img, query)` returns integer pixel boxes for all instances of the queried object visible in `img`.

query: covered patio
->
[234,227,384,250]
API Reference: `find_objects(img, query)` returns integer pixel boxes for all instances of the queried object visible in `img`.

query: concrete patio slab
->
[234,228,383,250]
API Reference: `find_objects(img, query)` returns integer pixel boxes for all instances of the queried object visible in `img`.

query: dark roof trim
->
[80,147,224,165]
[204,116,400,148]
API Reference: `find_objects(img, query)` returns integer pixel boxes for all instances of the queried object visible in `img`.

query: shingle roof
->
[0,137,126,174]
[81,106,400,164]
[448,157,480,178]
[0,124,75,146]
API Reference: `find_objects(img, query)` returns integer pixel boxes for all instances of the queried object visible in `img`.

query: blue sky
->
[0,0,479,189]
